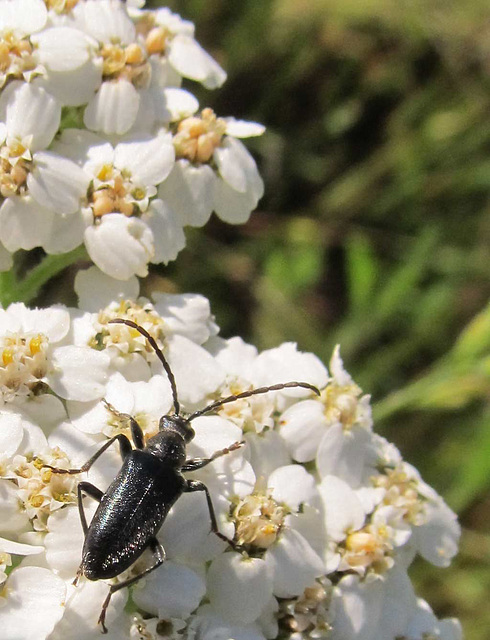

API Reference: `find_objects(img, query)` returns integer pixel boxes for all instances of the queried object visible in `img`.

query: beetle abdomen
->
[82,450,184,579]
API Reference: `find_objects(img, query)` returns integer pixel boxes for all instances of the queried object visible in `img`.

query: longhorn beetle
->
[45,318,320,633]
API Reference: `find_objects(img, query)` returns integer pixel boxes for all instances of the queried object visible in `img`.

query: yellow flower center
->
[232,486,286,550]
[90,300,166,358]
[0,333,49,402]
[0,139,32,198]
[173,108,227,164]
[100,42,150,89]
[0,32,38,86]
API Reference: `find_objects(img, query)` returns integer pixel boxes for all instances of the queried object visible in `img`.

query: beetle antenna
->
[188,381,320,421]
[108,318,180,415]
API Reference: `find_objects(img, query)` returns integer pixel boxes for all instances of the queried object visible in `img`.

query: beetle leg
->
[185,479,240,550]
[77,481,103,535]
[102,399,145,449]
[98,538,165,634]
[43,433,132,475]
[181,440,245,472]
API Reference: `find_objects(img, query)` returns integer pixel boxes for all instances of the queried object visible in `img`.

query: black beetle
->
[46,318,320,632]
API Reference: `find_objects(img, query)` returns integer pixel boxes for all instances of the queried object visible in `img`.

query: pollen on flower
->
[0,32,39,87]
[89,300,166,360]
[278,578,333,639]
[319,377,371,432]
[0,138,32,198]
[0,551,12,591]
[339,523,395,575]
[372,465,426,526]
[103,400,158,441]
[173,108,227,164]
[100,42,150,89]
[231,480,287,550]
[0,333,49,402]
[212,378,275,433]
[44,0,80,13]
[89,165,152,220]
[4,448,77,531]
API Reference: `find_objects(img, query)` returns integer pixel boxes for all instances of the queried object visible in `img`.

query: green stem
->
[0,246,88,307]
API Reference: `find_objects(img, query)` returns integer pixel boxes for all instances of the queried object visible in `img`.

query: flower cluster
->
[0,269,462,640]
[0,0,264,278]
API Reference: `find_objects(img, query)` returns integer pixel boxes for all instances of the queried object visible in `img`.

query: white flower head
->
[0,81,90,255]
[0,294,463,637]
[158,109,265,227]
[0,302,108,407]
[134,6,227,90]
[50,128,179,279]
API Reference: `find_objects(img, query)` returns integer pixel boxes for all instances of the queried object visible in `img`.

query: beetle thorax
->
[145,429,187,467]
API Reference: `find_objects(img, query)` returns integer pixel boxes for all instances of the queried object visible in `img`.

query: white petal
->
[0,567,65,640]
[207,336,258,380]
[114,133,175,186]
[280,399,327,462]
[45,505,85,579]
[31,27,92,71]
[189,415,243,459]
[252,342,328,399]
[28,151,88,214]
[214,137,263,196]
[1,81,61,151]
[132,561,206,619]
[0,196,53,251]
[265,528,325,598]
[268,464,318,511]
[66,398,111,435]
[49,580,129,640]
[152,291,218,344]
[18,394,67,433]
[84,80,140,135]
[316,424,375,487]
[158,160,215,227]
[143,199,186,264]
[213,177,258,224]
[207,553,273,624]
[0,411,24,457]
[84,214,154,280]
[0,0,47,37]
[7,303,70,341]
[158,490,224,564]
[0,480,30,532]
[43,211,86,254]
[191,605,267,640]
[225,119,266,138]
[155,86,199,122]
[0,536,43,555]
[40,59,102,107]
[243,430,291,479]
[165,334,225,405]
[52,129,111,168]
[17,415,49,453]
[75,0,136,44]
[168,35,227,89]
[49,345,109,401]
[74,266,140,312]
[413,499,460,567]
[329,574,383,640]
[318,475,366,542]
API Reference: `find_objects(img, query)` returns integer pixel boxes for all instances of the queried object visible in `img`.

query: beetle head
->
[159,414,195,442]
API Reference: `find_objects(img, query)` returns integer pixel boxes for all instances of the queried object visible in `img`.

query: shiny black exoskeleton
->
[46,319,320,632]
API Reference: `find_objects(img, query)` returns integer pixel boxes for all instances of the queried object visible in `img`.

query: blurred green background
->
[18,0,490,637]
[156,1,490,637]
